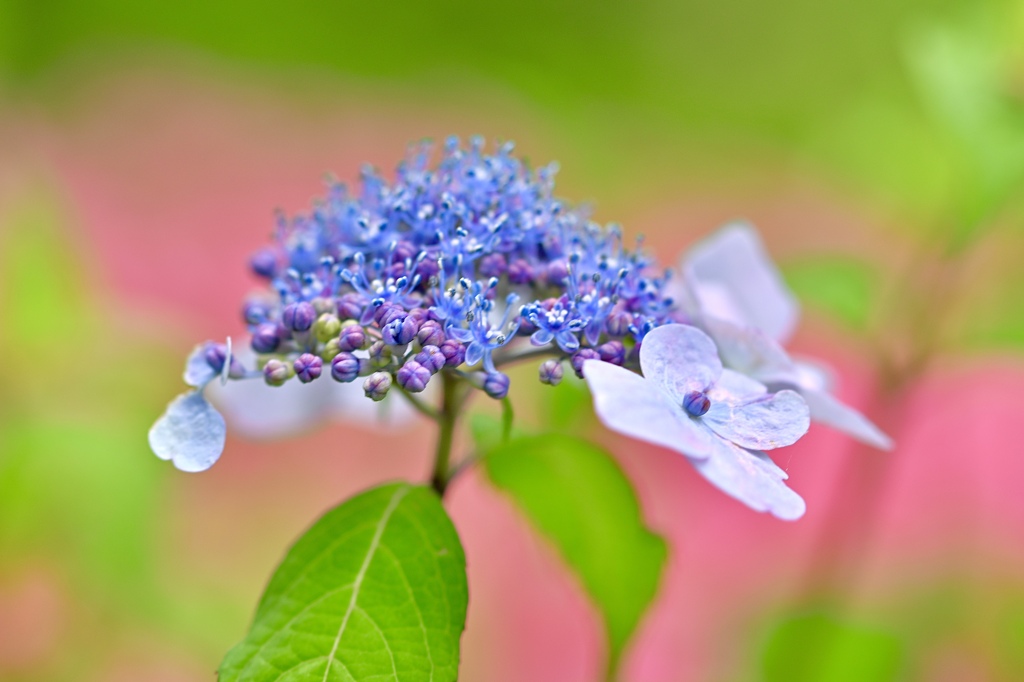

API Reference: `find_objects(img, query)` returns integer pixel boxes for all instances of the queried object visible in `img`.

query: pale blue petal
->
[709,368,768,403]
[555,330,580,352]
[790,356,835,393]
[704,388,809,450]
[465,342,484,366]
[683,222,799,343]
[183,344,217,388]
[639,323,721,402]
[691,438,806,520]
[530,328,554,346]
[447,327,473,343]
[701,317,797,384]
[584,359,714,459]
[149,390,226,472]
[798,388,893,450]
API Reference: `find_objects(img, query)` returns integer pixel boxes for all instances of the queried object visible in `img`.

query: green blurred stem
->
[431,371,459,496]
[395,385,440,421]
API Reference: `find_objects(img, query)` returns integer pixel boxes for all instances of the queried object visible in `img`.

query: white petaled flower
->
[677,223,892,450]
[583,324,810,520]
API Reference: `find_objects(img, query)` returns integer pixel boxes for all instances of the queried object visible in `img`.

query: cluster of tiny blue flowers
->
[209,136,682,401]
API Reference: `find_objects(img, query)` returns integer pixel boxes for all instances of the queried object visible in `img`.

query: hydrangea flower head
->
[150,137,682,472]
[583,324,810,520]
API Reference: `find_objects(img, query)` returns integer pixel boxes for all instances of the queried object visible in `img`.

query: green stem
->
[431,371,458,496]
[395,385,441,421]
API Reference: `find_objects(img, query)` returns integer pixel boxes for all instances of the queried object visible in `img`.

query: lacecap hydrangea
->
[150,136,890,519]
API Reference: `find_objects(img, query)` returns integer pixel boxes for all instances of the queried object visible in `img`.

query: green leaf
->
[219,483,468,682]
[761,612,906,682]
[482,433,666,674]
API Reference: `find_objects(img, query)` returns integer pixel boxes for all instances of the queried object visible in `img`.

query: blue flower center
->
[682,390,711,417]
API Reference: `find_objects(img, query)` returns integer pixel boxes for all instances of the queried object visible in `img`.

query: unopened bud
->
[597,341,625,366]
[570,348,601,378]
[439,339,466,367]
[338,324,367,352]
[293,353,323,383]
[321,337,342,361]
[397,360,432,393]
[382,315,419,346]
[682,390,711,417]
[282,301,316,332]
[416,320,446,347]
[314,313,342,343]
[250,322,281,354]
[263,358,291,386]
[483,372,511,399]
[539,359,564,386]
[414,345,446,373]
[363,372,392,402]
[331,352,364,383]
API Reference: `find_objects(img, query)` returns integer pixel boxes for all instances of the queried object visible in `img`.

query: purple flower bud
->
[382,315,419,345]
[397,360,432,393]
[414,257,440,281]
[483,372,511,399]
[439,339,466,367]
[538,359,564,386]
[415,345,446,373]
[374,303,405,327]
[682,390,711,417]
[363,372,392,402]
[250,322,281,354]
[314,313,342,343]
[406,307,430,325]
[416,320,446,347]
[508,258,534,285]
[570,348,601,378]
[282,301,316,332]
[263,358,291,386]
[250,248,277,278]
[597,341,625,366]
[331,352,363,383]
[605,308,634,337]
[479,253,508,278]
[338,324,367,352]
[546,259,569,286]
[293,353,323,383]
[393,239,417,263]
[243,300,271,325]
[383,262,407,279]
[336,293,364,321]
[204,343,245,378]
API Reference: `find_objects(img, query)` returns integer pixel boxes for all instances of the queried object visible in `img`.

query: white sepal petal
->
[584,359,715,460]
[149,390,226,472]
[691,439,806,520]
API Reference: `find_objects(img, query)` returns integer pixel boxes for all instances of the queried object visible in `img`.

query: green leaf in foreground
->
[219,483,468,682]
[483,433,666,674]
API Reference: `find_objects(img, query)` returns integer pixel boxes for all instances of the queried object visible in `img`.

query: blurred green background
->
[1,1,1023,680]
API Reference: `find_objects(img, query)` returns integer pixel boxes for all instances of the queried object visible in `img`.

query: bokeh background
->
[2,1,1024,680]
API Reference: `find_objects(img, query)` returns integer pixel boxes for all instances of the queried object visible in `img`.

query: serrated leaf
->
[482,433,666,674]
[219,483,468,682]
